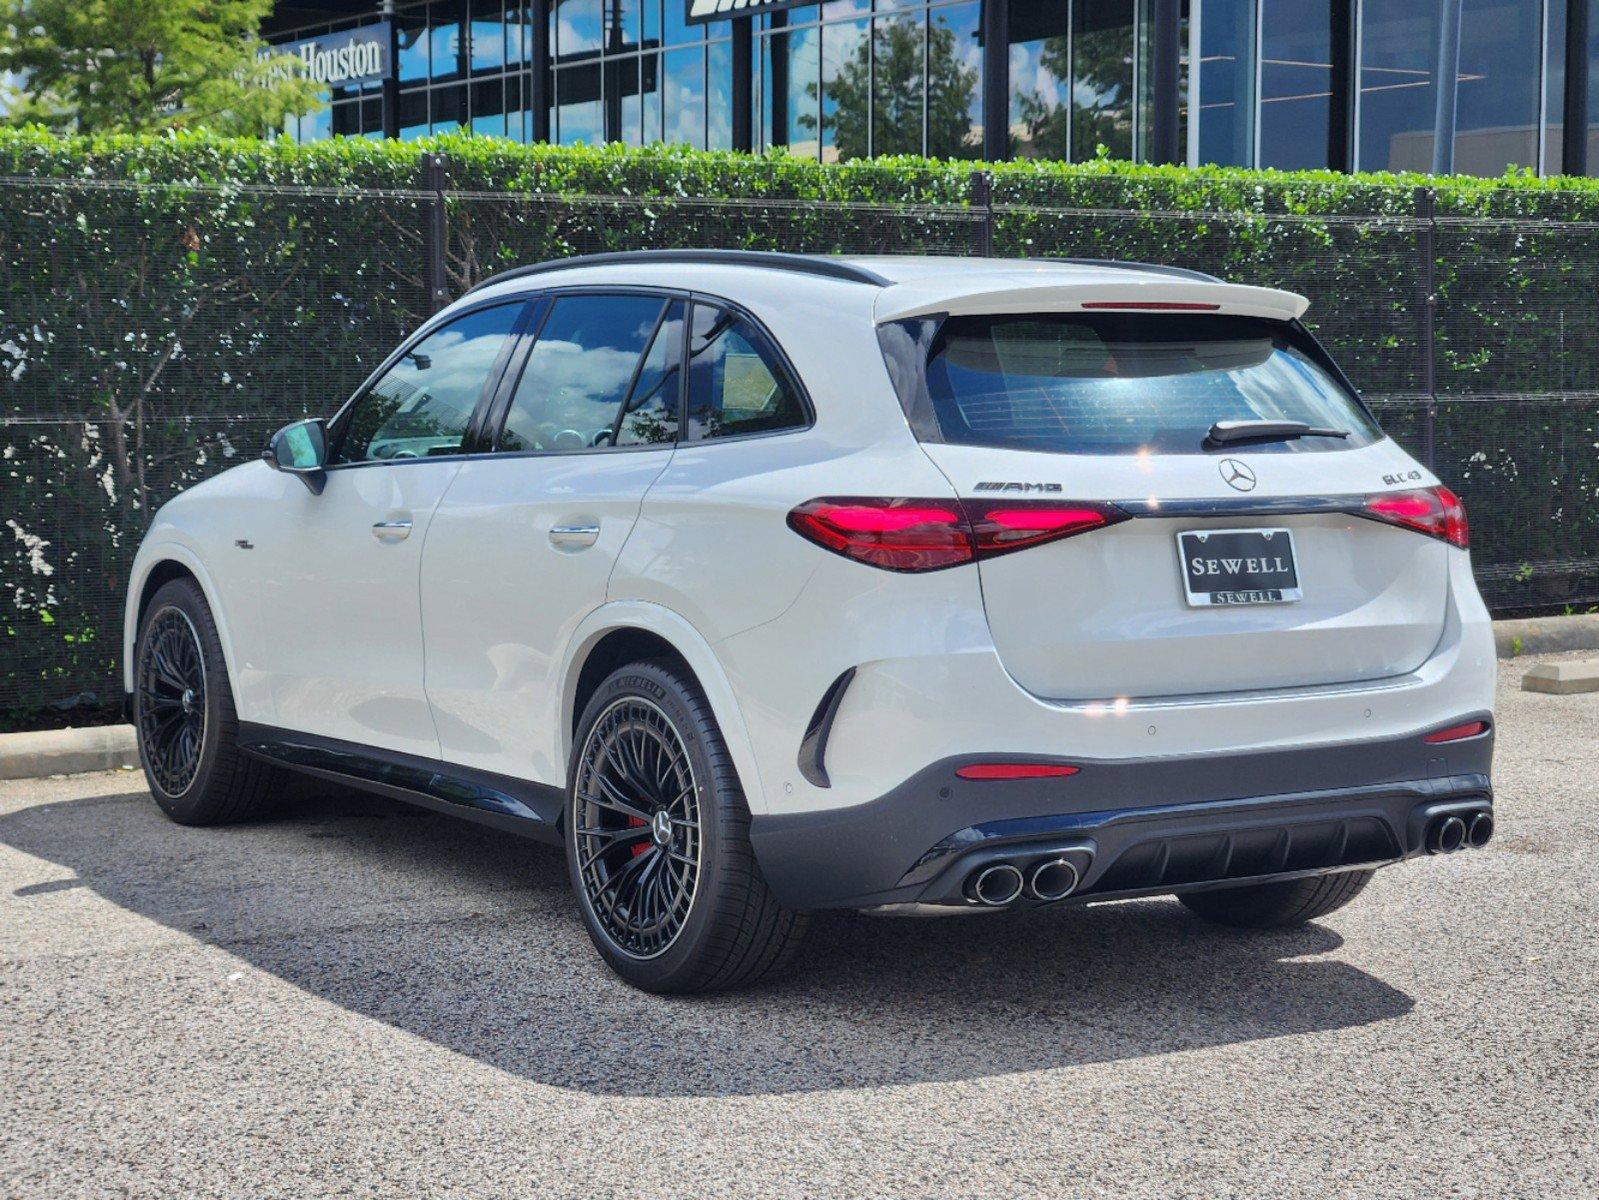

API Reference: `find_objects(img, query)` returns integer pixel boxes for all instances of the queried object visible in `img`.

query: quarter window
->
[685,305,806,440]
[335,303,522,464]
[499,294,670,453]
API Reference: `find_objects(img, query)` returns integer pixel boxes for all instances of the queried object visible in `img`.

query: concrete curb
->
[0,724,137,781]
[1494,614,1599,658]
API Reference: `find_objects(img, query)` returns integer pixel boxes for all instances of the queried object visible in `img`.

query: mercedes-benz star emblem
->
[1219,458,1257,492]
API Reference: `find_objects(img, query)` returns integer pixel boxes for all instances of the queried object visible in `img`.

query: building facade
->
[265,0,1599,176]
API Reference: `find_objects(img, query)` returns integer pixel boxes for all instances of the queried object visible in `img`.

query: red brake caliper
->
[628,816,649,857]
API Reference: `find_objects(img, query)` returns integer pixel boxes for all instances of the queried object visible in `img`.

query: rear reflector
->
[1080,301,1222,311]
[1422,720,1489,744]
[1361,485,1469,549]
[787,497,1128,572]
[955,763,1081,781]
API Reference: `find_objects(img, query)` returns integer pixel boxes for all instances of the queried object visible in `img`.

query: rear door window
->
[909,312,1382,455]
[498,293,672,453]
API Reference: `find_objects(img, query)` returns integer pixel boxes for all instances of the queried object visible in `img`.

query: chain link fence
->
[4,156,1598,717]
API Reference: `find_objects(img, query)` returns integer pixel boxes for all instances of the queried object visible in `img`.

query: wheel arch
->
[123,546,239,697]
[557,603,770,815]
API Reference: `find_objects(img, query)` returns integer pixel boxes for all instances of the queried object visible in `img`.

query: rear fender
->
[556,602,769,814]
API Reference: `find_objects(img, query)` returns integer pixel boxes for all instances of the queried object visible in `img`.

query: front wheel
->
[565,660,807,993]
[133,577,283,825]
[1178,869,1374,929]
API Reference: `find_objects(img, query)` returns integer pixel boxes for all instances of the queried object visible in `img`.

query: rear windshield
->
[893,312,1382,455]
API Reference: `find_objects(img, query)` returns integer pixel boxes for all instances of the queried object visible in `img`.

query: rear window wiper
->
[1205,419,1351,448]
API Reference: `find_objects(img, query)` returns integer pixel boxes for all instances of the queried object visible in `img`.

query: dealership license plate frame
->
[1176,526,1303,607]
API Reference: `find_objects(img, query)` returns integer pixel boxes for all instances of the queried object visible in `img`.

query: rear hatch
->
[877,279,1452,701]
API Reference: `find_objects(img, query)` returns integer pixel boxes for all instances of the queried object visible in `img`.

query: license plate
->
[1177,528,1301,607]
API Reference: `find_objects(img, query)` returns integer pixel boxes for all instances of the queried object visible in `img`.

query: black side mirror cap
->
[262,418,329,495]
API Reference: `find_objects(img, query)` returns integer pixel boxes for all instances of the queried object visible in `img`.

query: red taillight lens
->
[787,498,1126,572]
[965,501,1128,559]
[955,762,1081,781]
[1422,720,1489,744]
[786,498,972,571]
[1361,485,1469,549]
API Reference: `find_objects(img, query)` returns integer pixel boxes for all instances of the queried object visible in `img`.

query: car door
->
[420,291,685,784]
[218,300,528,758]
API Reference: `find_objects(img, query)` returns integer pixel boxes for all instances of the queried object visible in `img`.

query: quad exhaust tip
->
[1467,810,1494,849]
[1427,814,1468,854]
[1426,809,1495,855]
[1029,858,1081,902]
[966,863,1025,906]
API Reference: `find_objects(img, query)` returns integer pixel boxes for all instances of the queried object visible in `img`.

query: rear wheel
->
[134,577,283,825]
[1177,869,1374,929]
[566,660,807,993]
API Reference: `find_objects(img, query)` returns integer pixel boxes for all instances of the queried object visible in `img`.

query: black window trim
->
[323,295,537,472]
[318,284,816,470]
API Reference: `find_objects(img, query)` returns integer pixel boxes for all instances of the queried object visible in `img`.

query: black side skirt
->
[237,722,565,844]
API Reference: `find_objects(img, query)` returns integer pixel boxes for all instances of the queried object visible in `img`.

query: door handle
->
[549,524,601,549]
[372,519,413,542]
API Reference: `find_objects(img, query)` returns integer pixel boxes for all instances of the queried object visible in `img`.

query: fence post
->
[1415,184,1438,471]
[424,152,450,313]
[970,170,994,258]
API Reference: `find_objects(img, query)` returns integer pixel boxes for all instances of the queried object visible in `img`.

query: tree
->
[798,16,978,162]
[0,0,321,135]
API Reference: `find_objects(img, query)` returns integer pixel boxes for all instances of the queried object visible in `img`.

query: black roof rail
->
[467,249,894,294]
[1046,257,1225,284]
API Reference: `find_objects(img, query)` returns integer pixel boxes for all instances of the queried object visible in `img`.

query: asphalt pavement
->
[2,656,1596,1199]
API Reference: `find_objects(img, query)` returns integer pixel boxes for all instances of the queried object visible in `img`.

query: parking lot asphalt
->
[2,656,1596,1200]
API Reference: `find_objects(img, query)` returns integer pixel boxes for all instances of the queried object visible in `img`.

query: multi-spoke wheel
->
[566,659,807,993]
[572,697,702,958]
[134,576,283,824]
[137,608,208,797]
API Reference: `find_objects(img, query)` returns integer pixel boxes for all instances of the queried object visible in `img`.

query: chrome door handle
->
[372,519,413,541]
[549,524,601,548]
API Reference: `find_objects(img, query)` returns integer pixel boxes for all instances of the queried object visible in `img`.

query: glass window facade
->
[268,0,1599,178]
[752,0,980,161]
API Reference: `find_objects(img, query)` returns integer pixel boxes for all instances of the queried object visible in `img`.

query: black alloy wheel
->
[572,696,703,959]
[137,606,208,797]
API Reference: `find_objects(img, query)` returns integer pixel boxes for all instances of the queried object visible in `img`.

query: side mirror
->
[262,418,328,495]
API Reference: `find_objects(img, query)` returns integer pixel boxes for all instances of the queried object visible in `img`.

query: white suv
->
[124,251,1497,993]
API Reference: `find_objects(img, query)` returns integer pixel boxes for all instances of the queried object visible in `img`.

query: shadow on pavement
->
[1,782,1415,1098]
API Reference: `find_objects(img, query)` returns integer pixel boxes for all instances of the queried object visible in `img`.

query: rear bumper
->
[749,719,1493,910]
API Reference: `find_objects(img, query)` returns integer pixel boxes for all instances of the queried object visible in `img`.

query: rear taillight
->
[787,498,1127,572]
[1360,485,1469,549]
[785,499,971,571]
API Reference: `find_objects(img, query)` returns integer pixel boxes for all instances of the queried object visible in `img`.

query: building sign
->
[262,22,392,88]
[686,0,813,25]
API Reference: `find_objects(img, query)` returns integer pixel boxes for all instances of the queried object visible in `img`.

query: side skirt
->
[237,722,565,845]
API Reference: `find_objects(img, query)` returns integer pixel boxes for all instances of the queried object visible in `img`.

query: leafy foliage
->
[0,0,321,135]
[3,127,1599,723]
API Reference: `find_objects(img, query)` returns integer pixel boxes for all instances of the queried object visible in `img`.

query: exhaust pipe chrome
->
[966,862,1025,906]
[1467,810,1495,849]
[1427,814,1468,855]
[1029,858,1081,902]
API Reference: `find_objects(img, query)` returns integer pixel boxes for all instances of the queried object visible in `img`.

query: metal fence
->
[4,157,1599,715]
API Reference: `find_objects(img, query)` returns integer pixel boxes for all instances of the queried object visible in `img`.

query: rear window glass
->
[909,313,1382,455]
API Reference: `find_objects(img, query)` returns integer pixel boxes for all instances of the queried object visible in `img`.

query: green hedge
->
[3,128,1599,720]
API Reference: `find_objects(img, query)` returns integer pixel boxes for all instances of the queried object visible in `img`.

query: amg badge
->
[972,481,1063,493]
